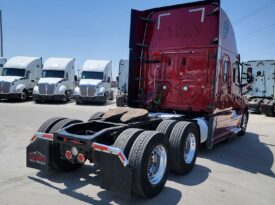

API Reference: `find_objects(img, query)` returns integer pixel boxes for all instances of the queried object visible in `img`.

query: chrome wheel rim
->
[147,145,167,185]
[184,133,196,164]
[21,92,26,100]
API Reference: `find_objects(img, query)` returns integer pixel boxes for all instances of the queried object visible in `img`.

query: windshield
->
[2,68,25,77]
[81,71,103,80]
[42,70,64,78]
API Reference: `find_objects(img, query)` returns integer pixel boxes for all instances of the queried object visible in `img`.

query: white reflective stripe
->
[35,132,53,141]
[189,7,205,23]
[157,13,171,30]
[92,143,129,167]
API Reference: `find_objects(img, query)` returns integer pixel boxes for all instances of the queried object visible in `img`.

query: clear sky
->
[1,0,275,77]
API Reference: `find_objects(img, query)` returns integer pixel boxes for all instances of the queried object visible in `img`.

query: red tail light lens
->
[65,150,73,160]
[77,153,85,163]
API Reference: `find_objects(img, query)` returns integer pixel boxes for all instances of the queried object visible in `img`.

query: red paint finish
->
[128,1,247,142]
[128,1,246,115]
[128,2,219,113]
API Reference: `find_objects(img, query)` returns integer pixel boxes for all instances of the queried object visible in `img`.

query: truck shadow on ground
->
[0,99,33,103]
[29,164,181,205]
[33,100,76,105]
[76,100,115,106]
[169,164,211,186]
[199,132,275,178]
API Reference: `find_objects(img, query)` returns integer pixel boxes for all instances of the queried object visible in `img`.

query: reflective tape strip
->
[92,142,129,167]
[36,132,53,141]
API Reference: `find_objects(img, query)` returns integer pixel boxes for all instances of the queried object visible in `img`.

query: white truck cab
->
[0,56,42,101]
[0,57,7,74]
[243,60,275,115]
[74,59,113,104]
[116,59,129,107]
[33,57,76,102]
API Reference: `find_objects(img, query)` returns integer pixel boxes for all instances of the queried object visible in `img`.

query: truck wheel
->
[37,117,66,133]
[238,111,249,136]
[113,128,143,157]
[128,131,169,198]
[116,97,123,107]
[156,120,177,138]
[20,90,28,101]
[169,121,199,175]
[49,119,83,171]
[100,94,107,105]
[62,92,69,103]
[109,91,114,100]
[88,112,105,121]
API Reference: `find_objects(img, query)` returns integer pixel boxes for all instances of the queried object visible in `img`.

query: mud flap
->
[26,138,50,170]
[248,98,263,113]
[206,116,216,150]
[260,99,275,116]
[93,143,132,200]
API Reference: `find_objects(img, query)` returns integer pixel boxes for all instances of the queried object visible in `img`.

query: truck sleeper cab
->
[0,56,42,101]
[33,57,76,103]
[74,60,113,104]
[0,57,7,75]
[243,60,275,116]
[116,59,129,107]
[26,0,248,200]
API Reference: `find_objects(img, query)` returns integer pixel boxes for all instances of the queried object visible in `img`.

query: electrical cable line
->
[234,0,275,25]
[239,22,275,39]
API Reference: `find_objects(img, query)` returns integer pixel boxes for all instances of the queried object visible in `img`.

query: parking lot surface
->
[0,100,274,205]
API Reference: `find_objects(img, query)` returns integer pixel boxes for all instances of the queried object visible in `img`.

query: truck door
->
[215,55,232,138]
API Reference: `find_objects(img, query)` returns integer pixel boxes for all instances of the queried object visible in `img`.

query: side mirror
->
[74,75,77,82]
[107,77,111,83]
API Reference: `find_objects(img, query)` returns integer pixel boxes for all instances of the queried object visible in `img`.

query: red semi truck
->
[26,0,248,199]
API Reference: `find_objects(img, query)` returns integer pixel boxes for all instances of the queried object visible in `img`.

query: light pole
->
[0,10,3,57]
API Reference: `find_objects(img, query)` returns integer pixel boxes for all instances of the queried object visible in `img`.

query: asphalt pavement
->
[0,100,274,205]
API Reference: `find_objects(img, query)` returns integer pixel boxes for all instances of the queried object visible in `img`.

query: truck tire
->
[49,119,83,134]
[37,117,66,133]
[169,121,199,175]
[76,100,82,105]
[113,128,143,158]
[128,131,169,198]
[109,91,114,100]
[102,94,107,105]
[116,96,124,107]
[88,112,105,121]
[62,92,69,103]
[21,90,28,101]
[49,119,84,171]
[156,120,177,138]
[238,111,249,136]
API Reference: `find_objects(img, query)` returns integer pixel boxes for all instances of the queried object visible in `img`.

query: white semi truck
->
[33,57,76,103]
[74,59,113,104]
[0,56,42,101]
[0,57,6,74]
[116,59,129,106]
[243,60,275,116]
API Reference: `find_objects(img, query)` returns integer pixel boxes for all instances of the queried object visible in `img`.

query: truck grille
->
[38,83,55,95]
[80,85,96,97]
[0,81,11,94]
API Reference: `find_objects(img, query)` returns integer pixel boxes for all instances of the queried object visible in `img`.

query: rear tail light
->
[65,150,73,160]
[77,153,85,163]
[30,135,37,142]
